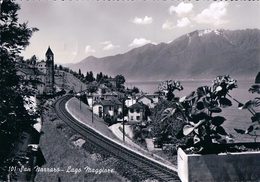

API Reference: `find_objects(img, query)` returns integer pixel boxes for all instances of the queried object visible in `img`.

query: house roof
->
[17,67,35,75]
[128,102,147,110]
[94,98,122,106]
[103,91,119,96]
[17,67,45,76]
[15,62,30,69]
[137,95,153,102]
[36,60,46,65]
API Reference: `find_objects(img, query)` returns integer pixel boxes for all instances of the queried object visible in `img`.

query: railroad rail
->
[54,95,179,182]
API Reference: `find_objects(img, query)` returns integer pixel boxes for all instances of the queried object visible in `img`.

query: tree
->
[59,65,63,70]
[85,71,95,82]
[115,75,125,89]
[27,55,37,65]
[86,84,98,94]
[0,0,38,179]
[96,72,104,82]
[78,69,81,76]
[132,86,140,94]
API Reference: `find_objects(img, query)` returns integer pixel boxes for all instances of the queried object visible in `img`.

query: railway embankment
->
[36,97,158,182]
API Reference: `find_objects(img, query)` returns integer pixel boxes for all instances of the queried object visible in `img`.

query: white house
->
[93,99,123,123]
[137,95,155,108]
[86,93,100,107]
[128,102,148,122]
[125,96,137,107]
[36,60,46,74]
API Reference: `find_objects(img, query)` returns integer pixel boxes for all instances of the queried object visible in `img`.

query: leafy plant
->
[234,78,260,142]
[161,75,237,153]
[158,80,183,101]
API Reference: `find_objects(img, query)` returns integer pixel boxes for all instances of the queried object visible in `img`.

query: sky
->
[18,1,260,64]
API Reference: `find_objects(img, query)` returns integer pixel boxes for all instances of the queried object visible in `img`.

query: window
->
[130,109,134,113]
[136,116,140,120]
[130,116,134,120]
[109,106,112,111]
[136,109,140,113]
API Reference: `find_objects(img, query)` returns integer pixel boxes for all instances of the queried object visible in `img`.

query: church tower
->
[44,46,55,94]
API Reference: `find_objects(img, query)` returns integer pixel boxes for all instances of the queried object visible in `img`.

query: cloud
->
[169,2,193,16]
[176,17,191,28]
[132,16,153,25]
[162,20,175,30]
[72,51,77,56]
[129,38,155,47]
[85,45,96,55]
[195,2,228,26]
[162,18,191,30]
[101,41,120,51]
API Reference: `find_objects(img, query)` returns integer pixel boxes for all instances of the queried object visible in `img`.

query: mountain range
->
[67,29,260,81]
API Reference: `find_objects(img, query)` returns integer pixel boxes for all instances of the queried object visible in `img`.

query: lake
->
[126,79,259,142]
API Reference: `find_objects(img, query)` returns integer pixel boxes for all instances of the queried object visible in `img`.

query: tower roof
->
[46,46,54,55]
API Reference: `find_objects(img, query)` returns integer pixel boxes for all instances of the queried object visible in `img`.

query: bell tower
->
[44,46,55,94]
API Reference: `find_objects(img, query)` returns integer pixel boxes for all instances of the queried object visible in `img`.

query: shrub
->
[161,75,237,154]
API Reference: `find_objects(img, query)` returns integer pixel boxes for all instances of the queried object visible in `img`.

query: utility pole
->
[122,97,125,143]
[92,93,94,123]
[80,84,82,110]
[122,95,130,143]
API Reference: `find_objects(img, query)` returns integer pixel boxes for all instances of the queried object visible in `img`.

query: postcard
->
[1,0,260,181]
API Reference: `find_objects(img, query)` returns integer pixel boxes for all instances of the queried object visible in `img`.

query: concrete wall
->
[178,148,260,182]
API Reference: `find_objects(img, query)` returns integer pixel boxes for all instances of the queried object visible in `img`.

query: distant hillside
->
[67,29,260,81]
[55,70,87,92]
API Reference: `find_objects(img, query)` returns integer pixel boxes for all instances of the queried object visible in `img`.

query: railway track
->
[54,95,180,182]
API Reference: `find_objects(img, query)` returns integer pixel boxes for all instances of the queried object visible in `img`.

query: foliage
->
[161,75,237,153]
[150,100,188,147]
[86,83,98,94]
[132,124,147,144]
[115,75,125,90]
[132,86,140,94]
[234,74,260,142]
[249,84,260,94]
[158,80,183,101]
[0,0,38,179]
[85,71,95,82]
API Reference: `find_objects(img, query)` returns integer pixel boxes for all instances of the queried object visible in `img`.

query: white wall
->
[138,97,154,108]
[93,104,102,116]
[128,109,143,122]
[125,98,136,107]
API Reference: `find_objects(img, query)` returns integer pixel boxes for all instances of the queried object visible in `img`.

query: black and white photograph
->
[0,0,260,181]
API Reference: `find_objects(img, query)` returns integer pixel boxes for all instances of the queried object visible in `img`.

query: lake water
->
[126,79,259,142]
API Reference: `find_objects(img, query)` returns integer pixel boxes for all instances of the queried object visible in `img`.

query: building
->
[137,95,155,108]
[146,94,160,104]
[125,95,137,107]
[93,99,123,123]
[128,102,148,122]
[36,60,46,74]
[44,47,55,94]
